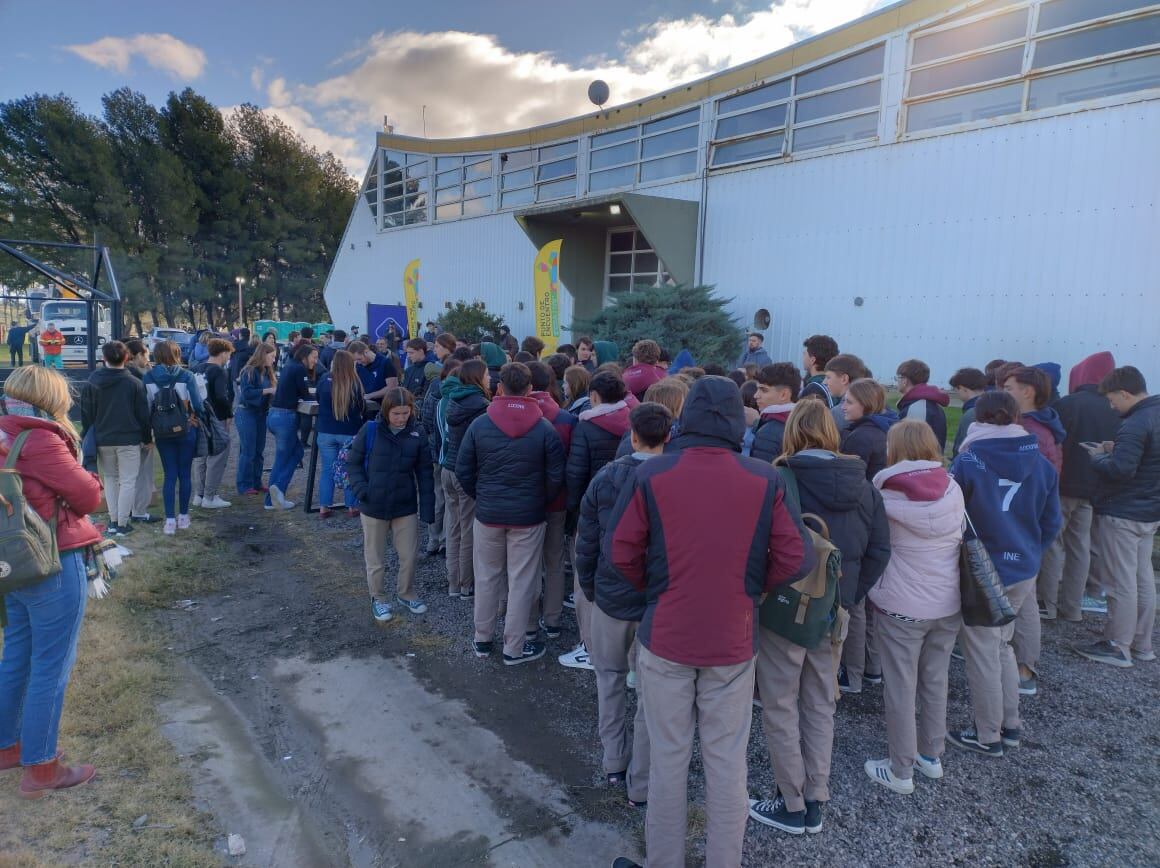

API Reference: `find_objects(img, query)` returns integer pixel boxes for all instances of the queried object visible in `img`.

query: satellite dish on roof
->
[588,80,610,108]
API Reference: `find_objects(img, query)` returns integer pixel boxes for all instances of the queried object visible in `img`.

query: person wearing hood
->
[1034,362,1062,403]
[736,333,773,369]
[456,362,565,666]
[841,378,898,482]
[563,371,632,670]
[1003,367,1066,473]
[438,359,491,598]
[81,341,151,536]
[667,348,696,375]
[748,363,799,462]
[864,420,965,796]
[895,359,951,451]
[623,340,667,401]
[948,392,1061,757]
[824,354,868,433]
[479,341,508,393]
[1039,351,1119,622]
[608,376,813,867]
[1074,366,1160,668]
[593,340,619,368]
[949,368,988,454]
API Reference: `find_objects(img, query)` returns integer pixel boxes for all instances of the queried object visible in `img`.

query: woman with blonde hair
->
[841,378,899,482]
[316,349,365,517]
[236,343,277,496]
[864,420,964,794]
[0,366,103,797]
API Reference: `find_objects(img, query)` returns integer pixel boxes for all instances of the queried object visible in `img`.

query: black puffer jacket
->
[566,404,631,511]
[1055,386,1122,499]
[840,412,896,482]
[1092,395,1160,523]
[783,450,891,606]
[750,414,789,463]
[441,386,488,471]
[576,454,647,620]
[455,395,565,527]
[346,417,435,523]
[420,375,443,458]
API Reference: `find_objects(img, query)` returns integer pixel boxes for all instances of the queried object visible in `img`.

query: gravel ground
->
[156,476,1159,867]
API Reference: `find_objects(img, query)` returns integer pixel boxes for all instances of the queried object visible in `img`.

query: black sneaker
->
[863,671,883,685]
[1073,640,1133,668]
[946,727,1003,757]
[748,795,804,834]
[472,640,493,658]
[461,588,475,600]
[539,617,562,640]
[104,524,124,538]
[804,800,823,834]
[503,640,546,666]
[1000,727,1021,748]
[611,859,643,868]
[117,521,135,535]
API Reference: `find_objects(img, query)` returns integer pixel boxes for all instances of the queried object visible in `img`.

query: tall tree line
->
[0,88,357,333]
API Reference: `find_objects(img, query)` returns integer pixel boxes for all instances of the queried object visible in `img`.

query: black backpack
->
[151,376,190,441]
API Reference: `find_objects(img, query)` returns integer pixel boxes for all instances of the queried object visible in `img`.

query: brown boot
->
[19,758,95,799]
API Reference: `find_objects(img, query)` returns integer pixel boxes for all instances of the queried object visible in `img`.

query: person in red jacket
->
[622,339,667,401]
[0,366,103,798]
[609,375,813,868]
[1003,366,1066,474]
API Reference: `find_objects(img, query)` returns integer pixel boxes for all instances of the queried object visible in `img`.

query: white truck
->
[38,299,112,365]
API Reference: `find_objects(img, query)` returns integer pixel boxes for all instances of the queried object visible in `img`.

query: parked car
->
[145,327,191,354]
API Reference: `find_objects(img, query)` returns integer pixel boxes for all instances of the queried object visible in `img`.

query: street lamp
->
[235,276,246,327]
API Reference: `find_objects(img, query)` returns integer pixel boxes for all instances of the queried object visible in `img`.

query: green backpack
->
[758,464,843,650]
[0,431,62,622]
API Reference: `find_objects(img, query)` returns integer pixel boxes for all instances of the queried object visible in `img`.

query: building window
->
[605,228,670,296]
[904,1,1160,133]
[381,151,429,228]
[361,152,379,222]
[434,154,494,220]
[497,141,579,207]
[587,108,701,193]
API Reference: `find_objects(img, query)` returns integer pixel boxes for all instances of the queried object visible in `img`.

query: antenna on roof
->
[588,80,610,118]
[383,115,393,133]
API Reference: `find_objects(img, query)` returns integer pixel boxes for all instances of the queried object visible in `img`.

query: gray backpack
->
[0,430,61,623]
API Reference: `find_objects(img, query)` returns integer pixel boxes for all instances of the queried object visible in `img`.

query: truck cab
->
[38,300,111,365]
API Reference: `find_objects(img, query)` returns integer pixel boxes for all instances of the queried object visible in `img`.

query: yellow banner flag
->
[403,258,421,340]
[533,240,562,355]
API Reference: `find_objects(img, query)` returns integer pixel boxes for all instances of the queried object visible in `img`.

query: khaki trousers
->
[532,511,568,631]
[192,433,230,500]
[877,612,961,779]
[361,513,419,602]
[97,444,141,526]
[961,578,1034,743]
[1011,572,1042,676]
[472,521,546,658]
[1092,514,1159,656]
[842,598,879,689]
[441,469,476,595]
[588,606,650,802]
[133,444,156,515]
[1037,497,1092,621]
[428,464,445,551]
[756,627,836,813]
[638,644,754,868]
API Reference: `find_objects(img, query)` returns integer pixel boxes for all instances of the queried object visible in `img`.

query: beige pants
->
[1011,572,1042,676]
[97,444,141,525]
[133,444,156,515]
[361,513,419,602]
[756,627,836,813]
[472,520,546,658]
[532,511,568,631]
[842,598,879,689]
[877,612,961,779]
[1037,496,1092,621]
[1092,514,1159,656]
[638,644,754,868]
[960,578,1035,743]
[441,469,476,595]
[192,434,230,500]
[428,464,445,551]
[588,606,649,802]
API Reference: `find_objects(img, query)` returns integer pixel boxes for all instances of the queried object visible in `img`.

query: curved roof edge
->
[378,0,959,155]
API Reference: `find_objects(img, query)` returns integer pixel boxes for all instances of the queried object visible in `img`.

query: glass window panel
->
[464,157,492,180]
[384,169,403,187]
[906,82,1024,130]
[435,169,460,189]
[639,150,697,181]
[710,131,785,165]
[913,9,1029,64]
[589,164,636,192]
[909,45,1024,95]
[718,79,791,115]
[609,253,633,274]
[608,276,633,294]
[1033,12,1160,68]
[1038,0,1150,32]
[793,111,879,150]
[501,168,534,189]
[405,176,429,194]
[797,44,885,94]
[435,202,461,220]
[634,251,659,273]
[641,125,699,158]
[464,178,493,198]
[642,108,699,135]
[634,231,650,250]
[715,104,787,138]
[609,231,634,252]
[405,162,427,179]
[406,152,426,165]
[405,193,426,209]
[461,196,492,216]
[591,126,638,148]
[944,0,1023,23]
[404,208,427,225]
[434,187,461,204]
[537,177,576,200]
[795,81,881,123]
[382,195,405,214]
[537,158,576,181]
[499,187,535,208]
[538,141,578,161]
[383,182,403,199]
[435,156,462,171]
[590,140,638,169]
[502,150,533,170]
[1028,51,1160,106]
[383,151,405,170]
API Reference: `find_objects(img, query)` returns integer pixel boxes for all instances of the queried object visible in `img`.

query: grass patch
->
[0,527,222,865]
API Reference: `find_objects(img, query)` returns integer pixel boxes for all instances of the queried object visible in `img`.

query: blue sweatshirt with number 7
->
[949,428,1062,586]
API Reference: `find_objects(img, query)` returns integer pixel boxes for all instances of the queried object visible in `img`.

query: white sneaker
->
[914,754,944,780]
[864,758,915,794]
[558,643,594,671]
[177,514,191,530]
[269,485,290,509]
[190,495,203,508]
[202,496,232,509]
[163,518,176,536]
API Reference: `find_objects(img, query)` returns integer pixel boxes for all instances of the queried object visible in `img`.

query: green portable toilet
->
[254,319,277,339]
[313,322,334,335]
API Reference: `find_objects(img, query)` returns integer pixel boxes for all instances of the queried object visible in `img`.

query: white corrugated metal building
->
[324,0,1160,386]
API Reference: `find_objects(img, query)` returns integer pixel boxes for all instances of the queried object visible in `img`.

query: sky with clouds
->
[0,0,892,175]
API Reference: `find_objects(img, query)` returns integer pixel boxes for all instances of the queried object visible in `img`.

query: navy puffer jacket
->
[345,417,435,523]
[566,405,630,511]
[1092,395,1160,523]
[576,454,647,620]
[440,383,488,471]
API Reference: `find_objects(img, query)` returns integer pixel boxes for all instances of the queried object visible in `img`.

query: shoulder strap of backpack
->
[774,464,802,515]
[3,430,32,469]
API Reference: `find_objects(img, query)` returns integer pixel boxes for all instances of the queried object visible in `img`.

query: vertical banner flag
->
[534,240,562,355]
[403,258,421,341]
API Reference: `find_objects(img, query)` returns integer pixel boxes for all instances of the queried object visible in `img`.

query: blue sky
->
[0,0,887,173]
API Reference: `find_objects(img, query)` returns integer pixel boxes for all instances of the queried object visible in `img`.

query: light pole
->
[235,276,246,327]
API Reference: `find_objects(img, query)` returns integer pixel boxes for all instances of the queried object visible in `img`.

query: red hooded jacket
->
[531,391,577,512]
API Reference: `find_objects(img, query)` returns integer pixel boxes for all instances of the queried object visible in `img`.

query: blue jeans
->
[0,551,88,765]
[156,427,197,518]
[266,408,303,506]
[317,432,357,508]
[234,407,267,494]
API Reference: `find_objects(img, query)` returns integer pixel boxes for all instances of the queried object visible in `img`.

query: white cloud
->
[64,33,207,80]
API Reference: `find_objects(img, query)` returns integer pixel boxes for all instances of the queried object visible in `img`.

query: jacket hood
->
[668,349,696,374]
[1025,407,1066,444]
[958,421,1028,453]
[487,395,544,437]
[957,430,1045,482]
[90,366,135,389]
[1068,351,1115,393]
[531,391,561,422]
[786,452,867,512]
[760,403,794,423]
[860,409,900,433]
[581,400,631,436]
[1033,363,1062,395]
[874,460,950,502]
[899,383,950,407]
[445,378,487,403]
[678,375,746,448]
[874,461,963,540]
[480,342,507,369]
[593,341,619,366]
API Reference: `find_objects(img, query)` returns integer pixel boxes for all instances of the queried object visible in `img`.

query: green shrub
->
[436,301,507,345]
